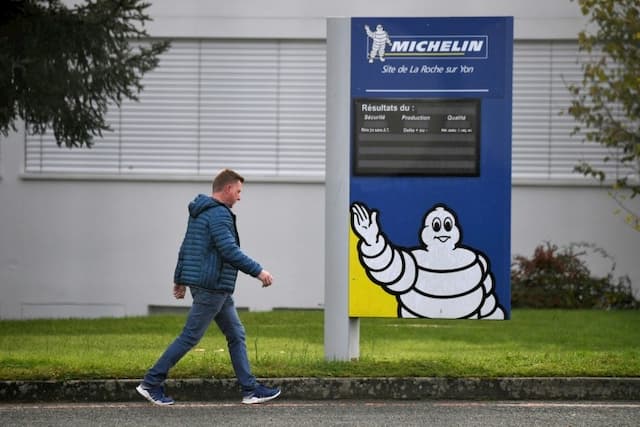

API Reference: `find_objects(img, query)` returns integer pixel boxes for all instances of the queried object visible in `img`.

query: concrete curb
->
[1,377,639,403]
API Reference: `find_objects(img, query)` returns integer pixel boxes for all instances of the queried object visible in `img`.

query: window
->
[512,40,619,183]
[25,39,327,179]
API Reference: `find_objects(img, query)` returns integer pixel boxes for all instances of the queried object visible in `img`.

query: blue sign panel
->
[348,17,513,319]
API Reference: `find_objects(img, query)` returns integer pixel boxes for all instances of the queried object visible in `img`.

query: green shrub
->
[511,242,638,309]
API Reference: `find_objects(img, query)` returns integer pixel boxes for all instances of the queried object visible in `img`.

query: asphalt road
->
[2,400,640,427]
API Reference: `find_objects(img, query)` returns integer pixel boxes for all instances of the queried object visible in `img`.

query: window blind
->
[24,39,327,178]
[512,40,619,182]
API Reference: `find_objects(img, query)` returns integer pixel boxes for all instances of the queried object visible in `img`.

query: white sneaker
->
[136,384,175,406]
[241,384,281,404]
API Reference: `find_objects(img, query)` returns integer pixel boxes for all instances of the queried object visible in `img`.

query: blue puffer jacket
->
[173,194,262,293]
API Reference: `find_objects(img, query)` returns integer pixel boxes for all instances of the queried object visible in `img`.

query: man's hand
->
[258,270,274,287]
[173,284,186,299]
[351,203,380,246]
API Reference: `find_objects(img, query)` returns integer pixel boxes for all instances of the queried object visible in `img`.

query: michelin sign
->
[348,17,513,320]
[365,24,488,61]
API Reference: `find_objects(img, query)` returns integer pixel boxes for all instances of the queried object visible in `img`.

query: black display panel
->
[353,98,480,176]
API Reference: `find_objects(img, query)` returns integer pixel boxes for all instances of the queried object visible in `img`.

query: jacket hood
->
[188,194,222,218]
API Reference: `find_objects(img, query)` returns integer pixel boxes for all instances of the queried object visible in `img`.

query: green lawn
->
[0,309,638,381]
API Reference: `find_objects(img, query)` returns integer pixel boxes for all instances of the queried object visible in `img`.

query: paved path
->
[2,400,640,427]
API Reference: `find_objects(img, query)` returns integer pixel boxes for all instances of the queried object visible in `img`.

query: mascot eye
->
[432,218,442,232]
[444,217,453,232]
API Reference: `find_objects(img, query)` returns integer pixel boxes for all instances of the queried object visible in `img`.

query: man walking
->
[136,169,281,405]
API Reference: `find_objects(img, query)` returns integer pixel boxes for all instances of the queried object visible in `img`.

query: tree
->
[568,0,640,231]
[0,0,169,147]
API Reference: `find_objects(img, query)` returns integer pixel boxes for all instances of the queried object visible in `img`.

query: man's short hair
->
[212,169,245,193]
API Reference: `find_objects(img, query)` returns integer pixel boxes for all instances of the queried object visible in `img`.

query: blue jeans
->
[142,287,257,392]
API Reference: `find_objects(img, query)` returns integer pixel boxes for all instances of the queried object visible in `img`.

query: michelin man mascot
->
[351,202,505,319]
[364,24,392,63]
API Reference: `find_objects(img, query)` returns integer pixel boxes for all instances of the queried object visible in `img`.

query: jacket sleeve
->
[173,241,185,284]
[208,209,263,277]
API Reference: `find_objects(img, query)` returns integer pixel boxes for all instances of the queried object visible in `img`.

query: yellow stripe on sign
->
[348,230,397,317]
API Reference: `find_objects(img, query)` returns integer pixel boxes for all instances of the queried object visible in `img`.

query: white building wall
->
[146,0,586,39]
[1,0,638,319]
[0,131,325,318]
